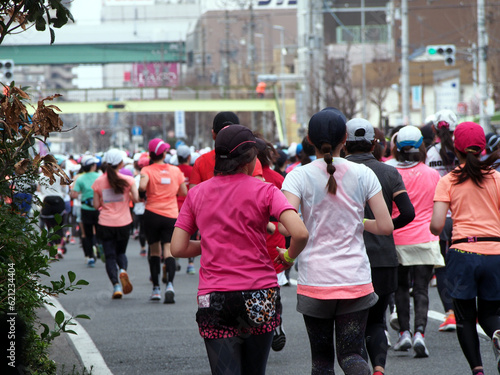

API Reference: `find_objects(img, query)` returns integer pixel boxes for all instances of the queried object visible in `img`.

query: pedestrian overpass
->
[32,98,286,143]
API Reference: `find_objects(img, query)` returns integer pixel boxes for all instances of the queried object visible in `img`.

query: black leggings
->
[453,298,500,369]
[204,331,273,375]
[365,293,392,369]
[435,239,454,312]
[81,209,99,259]
[396,264,434,333]
[303,310,371,375]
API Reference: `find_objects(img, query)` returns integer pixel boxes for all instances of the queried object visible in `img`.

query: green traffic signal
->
[107,103,125,109]
[428,47,437,55]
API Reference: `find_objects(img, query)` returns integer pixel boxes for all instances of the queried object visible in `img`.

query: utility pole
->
[361,0,367,118]
[401,0,410,124]
[477,0,491,133]
[273,25,287,145]
[313,0,326,111]
[220,9,232,98]
[249,2,257,130]
[201,23,207,83]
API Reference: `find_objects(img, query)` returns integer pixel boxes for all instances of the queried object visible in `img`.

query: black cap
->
[276,149,288,167]
[213,112,240,134]
[308,108,347,150]
[215,125,266,160]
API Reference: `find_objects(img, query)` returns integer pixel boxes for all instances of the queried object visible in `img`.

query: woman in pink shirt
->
[431,122,500,375]
[92,149,139,299]
[171,125,308,375]
[385,126,444,357]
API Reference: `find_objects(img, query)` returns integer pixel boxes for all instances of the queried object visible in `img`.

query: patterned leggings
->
[303,309,371,375]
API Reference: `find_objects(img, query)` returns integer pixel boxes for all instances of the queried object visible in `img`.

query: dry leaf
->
[14,159,31,175]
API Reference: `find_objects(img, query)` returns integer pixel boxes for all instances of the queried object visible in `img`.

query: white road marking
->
[45,295,113,375]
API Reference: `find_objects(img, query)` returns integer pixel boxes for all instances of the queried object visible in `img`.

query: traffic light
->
[0,59,14,83]
[100,129,106,135]
[106,103,125,110]
[426,45,456,66]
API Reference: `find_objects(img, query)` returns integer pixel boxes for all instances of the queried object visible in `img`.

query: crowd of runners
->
[26,108,500,375]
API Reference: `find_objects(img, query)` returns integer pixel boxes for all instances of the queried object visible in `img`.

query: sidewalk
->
[37,307,88,375]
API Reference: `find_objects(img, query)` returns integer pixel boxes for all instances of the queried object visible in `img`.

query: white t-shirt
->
[38,175,69,200]
[282,158,381,297]
[133,174,145,215]
[425,143,457,177]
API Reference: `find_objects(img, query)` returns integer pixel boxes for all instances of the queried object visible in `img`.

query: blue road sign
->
[132,126,142,136]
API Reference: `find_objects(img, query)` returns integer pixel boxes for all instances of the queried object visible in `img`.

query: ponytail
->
[436,126,455,170]
[452,147,494,187]
[105,164,128,194]
[322,144,337,195]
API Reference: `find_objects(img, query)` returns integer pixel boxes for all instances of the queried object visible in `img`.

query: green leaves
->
[55,310,64,325]
[42,310,90,343]
[1,0,74,45]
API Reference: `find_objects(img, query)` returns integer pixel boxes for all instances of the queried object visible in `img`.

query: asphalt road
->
[43,237,499,375]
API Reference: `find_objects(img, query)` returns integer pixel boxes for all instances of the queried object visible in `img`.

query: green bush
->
[0,84,88,374]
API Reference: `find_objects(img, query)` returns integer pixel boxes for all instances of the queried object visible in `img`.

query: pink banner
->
[131,63,179,87]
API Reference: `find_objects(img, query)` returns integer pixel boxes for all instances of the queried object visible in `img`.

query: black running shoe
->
[272,324,286,351]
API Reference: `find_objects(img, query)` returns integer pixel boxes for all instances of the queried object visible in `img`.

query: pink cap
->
[138,156,150,168]
[454,122,486,155]
[148,138,170,155]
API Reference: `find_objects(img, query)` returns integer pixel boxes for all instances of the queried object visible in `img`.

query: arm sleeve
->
[392,192,415,229]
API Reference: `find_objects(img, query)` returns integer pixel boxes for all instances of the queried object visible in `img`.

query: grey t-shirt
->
[346,153,406,268]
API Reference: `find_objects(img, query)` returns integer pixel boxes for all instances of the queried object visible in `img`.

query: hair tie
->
[437,121,450,129]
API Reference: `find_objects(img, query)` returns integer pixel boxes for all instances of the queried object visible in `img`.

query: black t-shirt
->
[346,153,406,268]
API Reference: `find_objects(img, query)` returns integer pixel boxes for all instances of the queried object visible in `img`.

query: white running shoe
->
[164,282,175,304]
[394,330,412,352]
[150,286,161,301]
[390,311,400,331]
[413,332,429,358]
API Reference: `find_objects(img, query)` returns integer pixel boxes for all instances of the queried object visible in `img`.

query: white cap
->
[434,109,458,131]
[396,126,423,152]
[346,118,375,142]
[81,155,99,167]
[104,149,126,166]
[176,145,191,159]
[424,114,436,126]
[287,142,297,158]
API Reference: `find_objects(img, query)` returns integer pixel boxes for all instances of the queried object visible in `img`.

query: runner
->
[139,138,186,303]
[171,124,309,375]
[256,135,289,351]
[430,121,500,375]
[70,155,101,267]
[175,144,196,274]
[386,125,444,357]
[92,149,139,299]
[282,108,393,375]
[344,118,415,375]
[425,109,459,332]
[190,111,263,187]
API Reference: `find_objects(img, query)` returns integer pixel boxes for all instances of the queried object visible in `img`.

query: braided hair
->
[307,108,347,195]
[322,144,337,194]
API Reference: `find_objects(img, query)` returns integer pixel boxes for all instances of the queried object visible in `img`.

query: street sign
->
[435,77,460,113]
[132,126,142,136]
[175,110,186,138]
[132,135,143,144]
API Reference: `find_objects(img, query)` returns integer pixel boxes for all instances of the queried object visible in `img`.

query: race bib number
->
[102,188,125,203]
